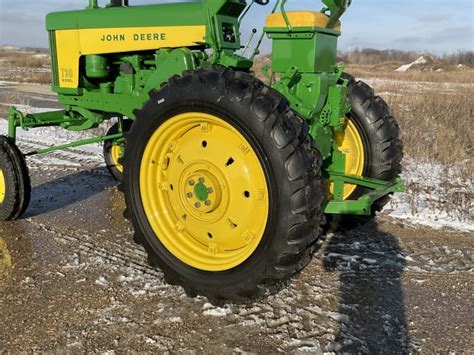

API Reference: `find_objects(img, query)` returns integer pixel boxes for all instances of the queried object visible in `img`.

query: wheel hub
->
[180,165,226,220]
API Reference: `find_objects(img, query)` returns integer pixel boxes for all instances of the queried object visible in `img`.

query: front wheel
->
[123,68,326,304]
[103,120,133,182]
[0,136,31,221]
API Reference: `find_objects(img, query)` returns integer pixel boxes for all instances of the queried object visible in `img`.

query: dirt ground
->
[0,81,473,353]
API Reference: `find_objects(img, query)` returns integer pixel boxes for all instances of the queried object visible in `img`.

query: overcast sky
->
[0,0,473,54]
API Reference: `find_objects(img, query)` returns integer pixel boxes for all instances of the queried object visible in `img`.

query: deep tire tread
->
[0,136,31,221]
[335,73,403,226]
[125,67,326,304]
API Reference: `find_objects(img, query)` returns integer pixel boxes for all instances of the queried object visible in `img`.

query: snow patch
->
[0,80,21,86]
[385,158,473,232]
[396,56,430,72]
[1,46,20,51]
[96,275,109,286]
[33,54,49,59]
[395,56,428,72]
[202,303,232,317]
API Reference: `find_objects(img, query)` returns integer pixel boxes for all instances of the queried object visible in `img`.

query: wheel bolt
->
[198,177,205,183]
[194,202,201,208]
[188,180,195,186]
[205,200,211,206]
[186,192,193,199]
[207,187,213,194]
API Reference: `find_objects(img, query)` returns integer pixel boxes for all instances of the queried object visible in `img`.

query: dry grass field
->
[346,65,473,167]
[0,48,49,68]
[345,64,473,224]
[0,48,51,84]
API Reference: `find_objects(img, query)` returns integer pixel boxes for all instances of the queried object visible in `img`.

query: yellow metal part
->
[140,112,269,272]
[331,118,365,199]
[111,145,123,173]
[0,169,5,204]
[55,25,206,88]
[265,11,341,31]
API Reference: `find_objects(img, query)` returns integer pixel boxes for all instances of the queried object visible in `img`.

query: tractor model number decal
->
[100,33,167,42]
[60,68,74,83]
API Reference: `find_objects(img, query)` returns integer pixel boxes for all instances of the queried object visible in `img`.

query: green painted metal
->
[325,177,405,216]
[322,0,352,29]
[85,55,109,79]
[279,0,293,32]
[5,0,404,216]
[47,3,206,30]
[194,182,209,202]
[24,133,123,157]
[87,0,98,10]
[266,28,340,73]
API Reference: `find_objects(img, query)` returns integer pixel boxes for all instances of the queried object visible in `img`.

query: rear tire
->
[332,73,403,227]
[0,136,31,221]
[123,67,326,304]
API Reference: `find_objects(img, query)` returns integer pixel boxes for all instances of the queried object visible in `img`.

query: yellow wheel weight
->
[111,145,124,173]
[0,169,6,204]
[140,112,269,272]
[330,118,365,199]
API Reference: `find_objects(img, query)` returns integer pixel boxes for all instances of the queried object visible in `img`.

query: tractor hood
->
[46,3,205,31]
[46,0,246,31]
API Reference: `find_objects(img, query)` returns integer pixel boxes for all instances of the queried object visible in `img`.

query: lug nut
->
[198,177,205,183]
[194,202,201,208]
[186,192,193,199]
[188,180,195,186]
[207,187,213,194]
[205,200,211,206]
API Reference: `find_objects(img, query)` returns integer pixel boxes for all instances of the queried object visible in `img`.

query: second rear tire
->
[329,73,403,228]
[343,73,403,203]
[0,136,31,221]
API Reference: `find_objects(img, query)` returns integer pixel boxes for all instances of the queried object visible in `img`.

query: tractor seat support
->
[265,11,341,31]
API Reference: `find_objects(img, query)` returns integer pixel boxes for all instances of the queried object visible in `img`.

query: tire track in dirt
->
[8,154,471,353]
[28,220,163,279]
[20,212,351,351]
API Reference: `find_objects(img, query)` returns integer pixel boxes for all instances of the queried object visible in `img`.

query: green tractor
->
[1,0,403,303]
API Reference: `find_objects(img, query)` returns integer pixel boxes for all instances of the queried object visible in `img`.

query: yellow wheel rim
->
[331,118,365,199]
[140,112,269,272]
[0,169,6,204]
[111,145,124,173]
